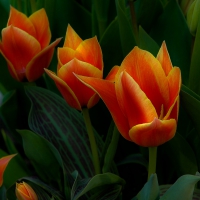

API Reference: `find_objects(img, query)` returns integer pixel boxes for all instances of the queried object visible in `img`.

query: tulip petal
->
[0,154,16,186]
[105,66,120,81]
[57,47,82,71]
[58,59,102,108]
[167,67,181,108]
[44,68,82,110]
[76,75,131,140]
[26,38,61,82]
[119,46,169,116]
[64,24,82,49]
[1,26,41,81]
[129,118,177,147]
[7,6,36,38]
[116,71,158,127]
[76,37,103,71]
[29,8,51,49]
[157,41,173,76]
[164,67,181,120]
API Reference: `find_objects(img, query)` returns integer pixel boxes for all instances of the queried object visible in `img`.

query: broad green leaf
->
[150,0,192,85]
[25,86,104,178]
[100,17,124,77]
[186,129,200,177]
[0,0,9,31]
[158,133,198,181]
[117,153,148,169]
[0,90,21,143]
[115,0,136,56]
[160,173,200,200]
[188,18,200,94]
[180,85,200,133]
[135,0,163,32]
[93,0,111,38]
[55,0,92,40]
[71,173,125,200]
[1,129,30,176]
[18,130,64,188]
[138,26,159,56]
[132,174,159,200]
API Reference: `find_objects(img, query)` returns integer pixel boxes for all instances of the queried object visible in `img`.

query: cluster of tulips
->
[0,2,184,200]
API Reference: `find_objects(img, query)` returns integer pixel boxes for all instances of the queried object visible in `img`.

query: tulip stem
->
[148,147,157,180]
[82,108,101,175]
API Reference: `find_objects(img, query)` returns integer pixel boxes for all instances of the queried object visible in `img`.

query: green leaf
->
[0,90,18,133]
[188,18,200,94]
[71,173,125,200]
[93,0,111,37]
[180,84,200,133]
[132,174,159,200]
[1,129,30,176]
[54,0,91,40]
[25,86,104,178]
[138,26,159,56]
[115,0,136,56]
[100,18,124,77]
[18,130,64,187]
[157,133,198,182]
[160,173,200,200]
[135,0,163,32]
[150,0,192,85]
[0,0,9,34]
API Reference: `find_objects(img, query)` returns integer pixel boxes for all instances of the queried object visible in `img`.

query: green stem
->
[148,147,157,180]
[102,125,120,173]
[129,0,139,45]
[82,108,101,174]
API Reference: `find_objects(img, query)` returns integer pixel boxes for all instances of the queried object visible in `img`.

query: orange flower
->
[45,24,103,110]
[77,42,181,147]
[16,182,38,200]
[0,6,61,82]
[0,154,16,186]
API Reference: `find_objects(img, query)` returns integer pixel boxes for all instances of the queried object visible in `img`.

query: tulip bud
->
[16,182,38,200]
[187,0,200,36]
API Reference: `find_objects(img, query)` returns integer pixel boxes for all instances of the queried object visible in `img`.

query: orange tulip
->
[0,154,16,186]
[16,182,38,200]
[76,42,181,147]
[0,6,61,82]
[45,24,103,110]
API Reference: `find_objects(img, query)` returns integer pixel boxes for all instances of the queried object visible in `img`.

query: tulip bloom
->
[77,42,181,147]
[45,24,103,110]
[16,182,38,200]
[0,154,16,186]
[0,6,61,82]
